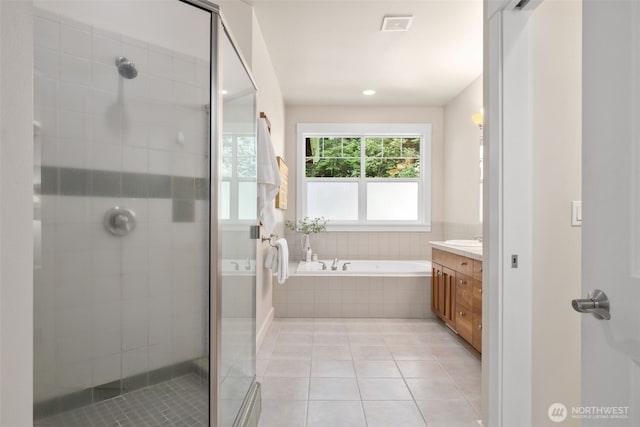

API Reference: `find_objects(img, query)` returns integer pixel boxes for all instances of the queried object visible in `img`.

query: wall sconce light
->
[471,112,484,129]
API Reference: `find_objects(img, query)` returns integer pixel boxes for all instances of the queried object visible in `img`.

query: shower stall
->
[32,1,259,426]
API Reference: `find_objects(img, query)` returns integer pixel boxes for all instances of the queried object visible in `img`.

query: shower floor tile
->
[35,373,208,427]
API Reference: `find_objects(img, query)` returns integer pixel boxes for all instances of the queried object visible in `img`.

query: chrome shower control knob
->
[104,207,136,236]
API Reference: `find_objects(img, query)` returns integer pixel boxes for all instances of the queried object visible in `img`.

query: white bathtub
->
[294,260,432,277]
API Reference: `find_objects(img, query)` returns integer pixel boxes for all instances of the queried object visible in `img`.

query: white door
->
[578,1,640,425]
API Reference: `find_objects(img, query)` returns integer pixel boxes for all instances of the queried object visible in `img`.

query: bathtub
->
[274,260,433,318]
[295,260,432,277]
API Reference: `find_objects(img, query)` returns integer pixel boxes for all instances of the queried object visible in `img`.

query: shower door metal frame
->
[178,1,259,425]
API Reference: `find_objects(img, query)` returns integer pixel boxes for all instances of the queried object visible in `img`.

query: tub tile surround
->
[257,318,481,427]
[33,7,210,405]
[283,225,443,263]
[274,276,431,319]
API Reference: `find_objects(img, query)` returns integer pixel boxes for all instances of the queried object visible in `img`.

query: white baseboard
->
[256,306,274,351]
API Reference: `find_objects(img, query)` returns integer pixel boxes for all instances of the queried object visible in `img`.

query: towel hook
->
[261,234,277,247]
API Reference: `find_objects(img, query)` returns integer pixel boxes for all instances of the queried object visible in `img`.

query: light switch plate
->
[571,201,582,227]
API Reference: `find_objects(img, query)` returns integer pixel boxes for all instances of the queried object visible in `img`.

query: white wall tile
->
[60,54,92,87]
[35,47,59,79]
[122,120,150,148]
[123,347,149,377]
[122,146,148,173]
[91,143,122,171]
[58,83,93,114]
[93,62,119,93]
[35,16,59,51]
[57,139,88,169]
[57,360,93,390]
[93,275,121,304]
[93,33,122,66]
[149,76,172,102]
[149,50,173,79]
[123,72,148,100]
[123,272,148,301]
[173,57,196,85]
[60,25,91,59]
[58,110,90,140]
[92,354,121,385]
[173,82,200,106]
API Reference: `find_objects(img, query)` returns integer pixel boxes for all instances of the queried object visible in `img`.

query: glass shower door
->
[33,1,213,425]
[218,27,258,427]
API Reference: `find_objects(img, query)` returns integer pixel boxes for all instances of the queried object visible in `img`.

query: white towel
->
[264,246,278,274]
[274,238,289,284]
[257,118,281,235]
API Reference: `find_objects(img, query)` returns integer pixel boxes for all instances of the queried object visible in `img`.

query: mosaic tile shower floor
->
[35,374,208,427]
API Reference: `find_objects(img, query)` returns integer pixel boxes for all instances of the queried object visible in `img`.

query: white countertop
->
[430,241,483,261]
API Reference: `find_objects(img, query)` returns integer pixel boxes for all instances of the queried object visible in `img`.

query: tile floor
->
[34,373,208,427]
[257,318,481,427]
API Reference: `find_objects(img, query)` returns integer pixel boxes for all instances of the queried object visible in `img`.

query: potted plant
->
[285,217,328,261]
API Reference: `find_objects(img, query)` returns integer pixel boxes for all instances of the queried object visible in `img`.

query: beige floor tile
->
[309,378,360,400]
[258,399,308,427]
[260,377,309,400]
[358,378,413,401]
[265,360,311,378]
[270,344,312,361]
[354,360,401,378]
[312,345,352,360]
[277,333,313,346]
[388,345,433,361]
[406,377,466,400]
[348,334,387,346]
[362,401,427,427]
[311,360,356,378]
[350,345,393,361]
[307,401,366,427]
[313,334,349,346]
[396,360,449,378]
[417,399,481,427]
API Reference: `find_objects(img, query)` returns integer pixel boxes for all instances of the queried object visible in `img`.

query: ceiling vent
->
[381,15,413,32]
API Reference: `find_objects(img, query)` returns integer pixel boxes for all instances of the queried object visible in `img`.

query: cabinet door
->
[431,264,442,317]
[472,279,482,314]
[443,267,456,327]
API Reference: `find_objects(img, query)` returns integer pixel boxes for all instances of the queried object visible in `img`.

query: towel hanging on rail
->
[257,117,281,235]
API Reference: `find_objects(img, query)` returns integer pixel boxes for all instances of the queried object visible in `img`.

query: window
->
[221,133,256,221]
[297,123,431,231]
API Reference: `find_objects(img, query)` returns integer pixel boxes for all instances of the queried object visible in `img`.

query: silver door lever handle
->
[571,289,610,320]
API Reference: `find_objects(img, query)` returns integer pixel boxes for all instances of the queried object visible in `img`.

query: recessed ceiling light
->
[362,89,376,96]
[381,15,414,32]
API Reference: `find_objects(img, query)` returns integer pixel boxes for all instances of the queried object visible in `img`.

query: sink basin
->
[444,240,482,247]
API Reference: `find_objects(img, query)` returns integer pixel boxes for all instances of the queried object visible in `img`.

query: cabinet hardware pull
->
[459,280,466,285]
[478,324,482,330]
[459,311,465,317]
[461,261,468,266]
[479,288,482,294]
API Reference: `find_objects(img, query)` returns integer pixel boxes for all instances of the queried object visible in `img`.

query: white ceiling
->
[250,0,483,106]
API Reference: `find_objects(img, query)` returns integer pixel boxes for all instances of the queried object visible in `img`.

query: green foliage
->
[286,217,328,234]
[305,136,421,179]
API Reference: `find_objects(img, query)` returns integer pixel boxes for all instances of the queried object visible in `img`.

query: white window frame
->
[296,123,432,231]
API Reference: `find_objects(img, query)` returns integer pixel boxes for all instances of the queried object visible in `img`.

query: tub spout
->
[331,258,339,270]
[319,261,327,270]
[342,262,351,271]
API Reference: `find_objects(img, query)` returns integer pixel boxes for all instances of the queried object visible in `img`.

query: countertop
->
[429,241,483,261]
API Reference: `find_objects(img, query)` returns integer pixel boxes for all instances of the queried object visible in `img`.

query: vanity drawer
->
[455,274,473,309]
[433,249,474,277]
[455,305,473,343]
[472,313,482,352]
[472,280,482,314]
[473,260,483,281]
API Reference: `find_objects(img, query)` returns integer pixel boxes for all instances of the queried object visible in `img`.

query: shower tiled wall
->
[33,8,210,403]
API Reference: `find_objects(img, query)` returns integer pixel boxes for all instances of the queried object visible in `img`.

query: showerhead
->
[115,56,138,79]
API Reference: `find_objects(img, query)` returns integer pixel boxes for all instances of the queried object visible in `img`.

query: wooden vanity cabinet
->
[432,248,483,353]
